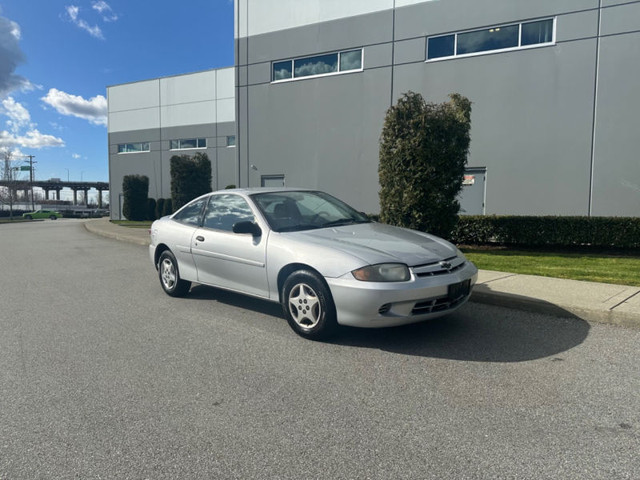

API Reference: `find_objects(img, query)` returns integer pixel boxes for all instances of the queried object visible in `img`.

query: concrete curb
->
[470,288,640,329]
[83,218,150,246]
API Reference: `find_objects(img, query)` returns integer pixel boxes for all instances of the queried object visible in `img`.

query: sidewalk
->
[84,217,640,329]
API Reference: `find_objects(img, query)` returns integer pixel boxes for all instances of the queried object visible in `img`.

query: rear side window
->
[173,198,206,226]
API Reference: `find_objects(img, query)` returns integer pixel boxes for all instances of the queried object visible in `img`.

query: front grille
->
[411,292,468,316]
[412,256,466,278]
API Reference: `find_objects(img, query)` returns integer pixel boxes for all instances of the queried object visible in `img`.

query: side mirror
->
[232,221,262,237]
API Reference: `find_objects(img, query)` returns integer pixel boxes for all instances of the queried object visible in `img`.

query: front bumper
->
[326,261,478,328]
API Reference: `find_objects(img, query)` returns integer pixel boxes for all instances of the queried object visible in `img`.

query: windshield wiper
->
[321,218,370,228]
[277,224,322,232]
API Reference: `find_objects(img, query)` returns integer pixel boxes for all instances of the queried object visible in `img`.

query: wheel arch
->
[277,263,329,303]
[153,243,171,270]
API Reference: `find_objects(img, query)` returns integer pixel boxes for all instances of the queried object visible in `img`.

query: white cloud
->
[92,1,118,22]
[65,5,104,39]
[0,129,65,149]
[72,153,81,159]
[66,5,79,21]
[41,88,107,126]
[0,14,31,96]
[1,97,31,132]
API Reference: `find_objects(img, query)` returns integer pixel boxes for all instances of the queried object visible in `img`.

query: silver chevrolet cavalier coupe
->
[149,188,477,340]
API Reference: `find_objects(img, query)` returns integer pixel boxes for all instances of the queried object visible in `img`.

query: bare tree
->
[0,149,19,219]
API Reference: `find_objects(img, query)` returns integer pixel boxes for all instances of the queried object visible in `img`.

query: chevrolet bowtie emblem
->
[439,261,452,270]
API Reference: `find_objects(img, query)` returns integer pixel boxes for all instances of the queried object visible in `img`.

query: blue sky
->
[0,0,234,196]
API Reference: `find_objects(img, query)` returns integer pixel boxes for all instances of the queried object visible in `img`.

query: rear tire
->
[158,250,191,297]
[50,215,57,220]
[25,215,32,220]
[282,270,337,340]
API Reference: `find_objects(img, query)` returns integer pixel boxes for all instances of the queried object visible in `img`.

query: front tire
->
[158,250,191,297]
[282,270,337,340]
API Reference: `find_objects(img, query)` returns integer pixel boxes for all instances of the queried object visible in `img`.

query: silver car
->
[149,188,478,340]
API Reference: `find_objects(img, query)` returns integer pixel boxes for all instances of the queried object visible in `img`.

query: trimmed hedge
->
[452,216,640,249]
[378,92,471,239]
[122,175,149,221]
[170,152,212,210]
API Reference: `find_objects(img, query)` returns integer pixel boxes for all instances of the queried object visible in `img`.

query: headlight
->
[352,263,410,282]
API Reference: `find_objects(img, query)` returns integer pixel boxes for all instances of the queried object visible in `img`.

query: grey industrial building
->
[107,68,236,218]
[108,0,640,218]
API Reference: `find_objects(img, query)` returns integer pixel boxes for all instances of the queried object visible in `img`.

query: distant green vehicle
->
[23,209,62,220]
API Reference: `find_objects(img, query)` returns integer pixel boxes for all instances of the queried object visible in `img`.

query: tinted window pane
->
[170,140,179,150]
[273,60,292,81]
[118,142,149,153]
[427,35,455,59]
[226,135,236,147]
[203,194,254,232]
[457,24,518,55]
[294,53,338,78]
[521,19,554,46]
[173,198,206,226]
[197,138,206,148]
[180,138,197,149]
[340,49,362,71]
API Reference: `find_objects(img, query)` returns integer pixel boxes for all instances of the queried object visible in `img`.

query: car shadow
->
[188,284,283,317]
[188,285,590,363]
[332,299,590,363]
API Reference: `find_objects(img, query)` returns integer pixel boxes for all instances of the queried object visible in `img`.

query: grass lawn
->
[461,247,640,286]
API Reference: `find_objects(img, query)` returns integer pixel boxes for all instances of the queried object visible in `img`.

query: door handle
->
[196,236,205,242]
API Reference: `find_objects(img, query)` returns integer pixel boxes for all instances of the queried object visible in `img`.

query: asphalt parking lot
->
[1,220,638,479]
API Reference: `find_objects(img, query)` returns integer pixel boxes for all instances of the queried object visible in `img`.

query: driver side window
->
[202,194,255,232]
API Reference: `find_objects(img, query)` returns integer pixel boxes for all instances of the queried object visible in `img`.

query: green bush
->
[379,92,471,239]
[452,216,640,249]
[122,175,149,221]
[170,152,212,210]
[146,198,157,221]
[162,198,173,217]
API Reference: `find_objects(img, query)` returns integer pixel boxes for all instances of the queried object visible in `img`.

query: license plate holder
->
[448,279,471,300]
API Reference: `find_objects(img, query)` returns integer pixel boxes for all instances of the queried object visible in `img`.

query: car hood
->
[293,222,458,267]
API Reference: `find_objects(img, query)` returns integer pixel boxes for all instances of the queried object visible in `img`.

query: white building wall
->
[107,68,235,133]
[234,0,434,38]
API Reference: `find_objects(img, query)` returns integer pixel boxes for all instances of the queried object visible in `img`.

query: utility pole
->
[25,155,36,211]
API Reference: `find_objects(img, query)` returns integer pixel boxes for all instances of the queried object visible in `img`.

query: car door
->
[166,197,208,282]
[191,193,269,298]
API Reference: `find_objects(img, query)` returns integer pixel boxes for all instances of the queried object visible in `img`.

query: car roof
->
[215,187,314,195]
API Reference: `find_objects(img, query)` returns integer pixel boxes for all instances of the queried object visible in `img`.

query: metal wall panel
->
[591,31,640,216]
[107,80,159,112]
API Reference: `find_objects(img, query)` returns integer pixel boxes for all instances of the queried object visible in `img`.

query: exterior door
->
[458,168,487,215]
[191,193,269,297]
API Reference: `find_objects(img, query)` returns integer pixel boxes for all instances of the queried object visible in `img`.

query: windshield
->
[251,191,371,232]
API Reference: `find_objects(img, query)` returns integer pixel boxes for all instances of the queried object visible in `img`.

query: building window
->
[427,18,555,61]
[226,135,236,147]
[117,142,150,154]
[272,48,363,82]
[169,138,206,150]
